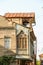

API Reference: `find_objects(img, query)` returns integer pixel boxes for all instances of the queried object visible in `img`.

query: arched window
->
[17,31,27,49]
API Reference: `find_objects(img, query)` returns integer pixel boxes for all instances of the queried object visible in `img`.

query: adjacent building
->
[39,54,43,65]
[0,13,36,65]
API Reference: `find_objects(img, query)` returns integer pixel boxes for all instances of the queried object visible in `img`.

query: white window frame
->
[4,37,11,49]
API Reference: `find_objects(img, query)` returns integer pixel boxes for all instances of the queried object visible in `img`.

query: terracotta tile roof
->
[4,13,35,18]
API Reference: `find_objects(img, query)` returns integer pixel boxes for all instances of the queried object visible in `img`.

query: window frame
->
[17,35,27,49]
[4,37,11,49]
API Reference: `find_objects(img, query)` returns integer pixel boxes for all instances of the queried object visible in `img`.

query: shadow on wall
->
[0,45,16,56]
[0,45,17,65]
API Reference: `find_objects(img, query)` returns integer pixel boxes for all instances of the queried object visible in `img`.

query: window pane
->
[25,38,27,48]
[20,38,22,48]
[18,39,20,48]
[17,37,27,49]
[22,38,24,48]
[17,38,21,48]
[4,37,11,49]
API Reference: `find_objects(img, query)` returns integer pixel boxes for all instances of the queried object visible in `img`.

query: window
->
[22,19,30,27]
[22,38,24,48]
[4,37,11,49]
[25,38,27,48]
[17,36,27,49]
[23,20,29,27]
[22,38,27,48]
[17,38,21,48]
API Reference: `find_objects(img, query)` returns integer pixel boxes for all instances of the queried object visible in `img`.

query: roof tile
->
[4,13,35,18]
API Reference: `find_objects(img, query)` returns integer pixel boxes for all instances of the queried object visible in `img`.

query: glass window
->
[22,38,24,48]
[4,37,11,49]
[17,37,27,49]
[24,38,27,48]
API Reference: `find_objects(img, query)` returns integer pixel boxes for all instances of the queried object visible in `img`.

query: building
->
[0,13,36,65]
[39,54,43,65]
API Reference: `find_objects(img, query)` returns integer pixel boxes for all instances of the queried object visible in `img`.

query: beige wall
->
[0,16,22,56]
[7,18,22,25]
[0,28,16,56]
[12,18,22,24]
[0,16,12,27]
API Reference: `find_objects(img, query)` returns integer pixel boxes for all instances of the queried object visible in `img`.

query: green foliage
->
[36,60,40,65]
[0,56,16,65]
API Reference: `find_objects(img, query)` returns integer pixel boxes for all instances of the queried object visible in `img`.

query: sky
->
[0,0,43,60]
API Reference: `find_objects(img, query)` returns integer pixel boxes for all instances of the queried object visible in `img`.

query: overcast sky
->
[0,0,43,60]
